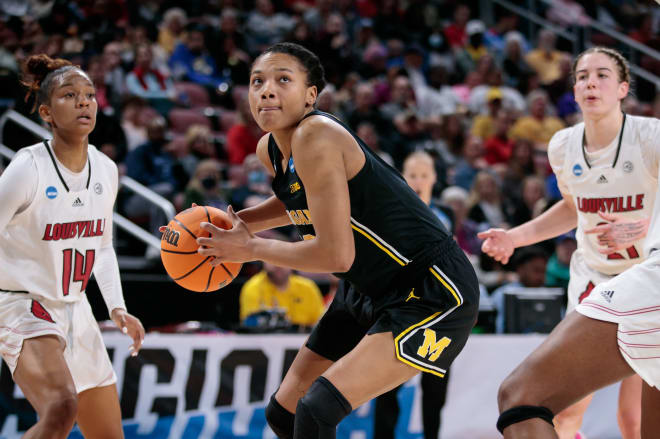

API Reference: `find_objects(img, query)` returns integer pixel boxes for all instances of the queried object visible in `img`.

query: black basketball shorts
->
[306,240,479,377]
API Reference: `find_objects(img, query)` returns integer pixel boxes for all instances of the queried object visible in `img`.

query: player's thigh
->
[276,345,334,412]
[323,331,419,409]
[76,384,124,439]
[500,312,634,414]
[13,335,77,415]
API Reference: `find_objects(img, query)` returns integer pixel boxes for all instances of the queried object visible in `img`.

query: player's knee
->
[497,373,524,410]
[265,393,295,439]
[296,377,351,428]
[42,394,78,437]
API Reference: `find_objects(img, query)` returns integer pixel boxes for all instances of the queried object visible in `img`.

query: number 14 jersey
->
[0,140,117,301]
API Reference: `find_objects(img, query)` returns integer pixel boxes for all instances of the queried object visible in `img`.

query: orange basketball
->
[160,206,242,292]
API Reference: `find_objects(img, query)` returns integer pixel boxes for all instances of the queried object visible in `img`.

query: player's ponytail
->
[21,54,79,112]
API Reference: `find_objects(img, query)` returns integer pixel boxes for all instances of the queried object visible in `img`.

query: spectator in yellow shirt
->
[525,29,567,85]
[509,90,565,145]
[240,261,325,328]
[471,87,503,139]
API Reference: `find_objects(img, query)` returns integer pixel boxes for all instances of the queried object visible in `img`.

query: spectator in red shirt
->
[484,109,515,165]
[444,4,471,49]
[226,90,263,165]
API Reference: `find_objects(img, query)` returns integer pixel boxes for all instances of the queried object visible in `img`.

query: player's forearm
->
[237,196,292,233]
[248,236,354,273]
[507,199,577,248]
[94,246,127,313]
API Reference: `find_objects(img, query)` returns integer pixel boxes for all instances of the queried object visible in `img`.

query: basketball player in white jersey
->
[480,48,660,438]
[0,54,144,438]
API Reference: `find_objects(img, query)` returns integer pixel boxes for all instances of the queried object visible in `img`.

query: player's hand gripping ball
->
[160,206,242,292]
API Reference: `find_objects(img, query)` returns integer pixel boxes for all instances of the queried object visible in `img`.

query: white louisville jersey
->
[552,115,659,275]
[0,141,117,301]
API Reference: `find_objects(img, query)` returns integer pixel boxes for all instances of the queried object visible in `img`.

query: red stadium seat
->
[168,108,211,133]
[174,82,211,108]
[218,110,239,132]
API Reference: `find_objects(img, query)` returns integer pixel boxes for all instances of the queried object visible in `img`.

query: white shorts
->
[567,249,616,313]
[576,251,660,389]
[0,294,116,393]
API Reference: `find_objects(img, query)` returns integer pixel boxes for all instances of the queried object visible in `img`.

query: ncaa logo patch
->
[289,157,295,173]
[94,182,103,194]
[623,161,633,173]
[572,164,583,176]
[45,186,58,199]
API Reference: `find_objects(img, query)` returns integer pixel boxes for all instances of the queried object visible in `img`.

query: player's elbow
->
[331,246,354,273]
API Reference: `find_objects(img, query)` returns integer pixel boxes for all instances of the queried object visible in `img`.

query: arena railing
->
[0,109,173,253]
[482,0,660,92]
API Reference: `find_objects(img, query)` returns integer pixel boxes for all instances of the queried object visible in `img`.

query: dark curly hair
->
[254,42,326,95]
[20,54,86,112]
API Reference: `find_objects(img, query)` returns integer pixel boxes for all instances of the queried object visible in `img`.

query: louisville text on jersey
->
[576,194,644,213]
[42,219,105,241]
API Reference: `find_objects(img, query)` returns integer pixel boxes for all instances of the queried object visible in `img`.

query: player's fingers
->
[477,230,496,239]
[227,205,241,223]
[597,210,617,222]
[197,246,217,256]
[199,222,222,235]
[196,238,217,248]
[191,203,198,207]
[209,257,222,266]
[585,225,608,234]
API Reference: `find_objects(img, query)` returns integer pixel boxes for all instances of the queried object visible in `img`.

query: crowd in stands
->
[0,0,658,332]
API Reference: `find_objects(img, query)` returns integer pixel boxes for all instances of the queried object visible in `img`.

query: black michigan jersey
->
[268,110,451,298]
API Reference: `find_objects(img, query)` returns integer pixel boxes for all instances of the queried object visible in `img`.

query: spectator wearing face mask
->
[184,159,229,210]
[230,153,273,210]
[455,20,490,77]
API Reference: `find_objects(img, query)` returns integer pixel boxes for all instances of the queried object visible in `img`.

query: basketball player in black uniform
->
[197,43,479,439]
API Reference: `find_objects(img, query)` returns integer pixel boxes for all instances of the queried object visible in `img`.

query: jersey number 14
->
[62,249,96,295]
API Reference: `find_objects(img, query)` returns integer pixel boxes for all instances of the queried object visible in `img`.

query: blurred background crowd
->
[0,0,658,333]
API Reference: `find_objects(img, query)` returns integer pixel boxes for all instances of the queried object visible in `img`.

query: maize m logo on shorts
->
[416,329,451,362]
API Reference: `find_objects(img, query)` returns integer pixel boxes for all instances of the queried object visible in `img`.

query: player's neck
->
[271,129,295,161]
[50,133,89,173]
[271,109,316,160]
[583,110,623,152]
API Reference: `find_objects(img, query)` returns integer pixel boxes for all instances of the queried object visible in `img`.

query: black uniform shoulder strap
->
[266,134,281,175]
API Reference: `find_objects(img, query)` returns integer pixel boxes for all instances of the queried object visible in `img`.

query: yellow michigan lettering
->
[416,328,451,362]
[287,210,300,225]
[287,209,313,226]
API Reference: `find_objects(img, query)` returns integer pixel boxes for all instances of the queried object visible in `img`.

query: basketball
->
[160,206,242,292]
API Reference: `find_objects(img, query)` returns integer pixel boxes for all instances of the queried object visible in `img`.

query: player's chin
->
[257,112,295,131]
[69,121,97,135]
